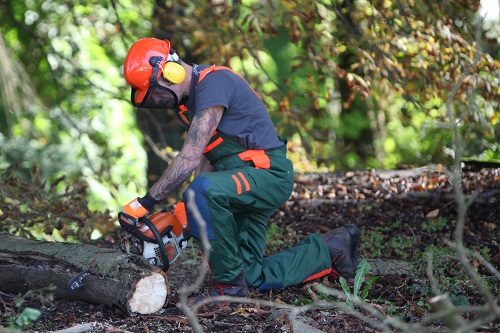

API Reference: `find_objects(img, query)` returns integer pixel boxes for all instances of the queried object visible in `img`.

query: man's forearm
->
[149,151,199,200]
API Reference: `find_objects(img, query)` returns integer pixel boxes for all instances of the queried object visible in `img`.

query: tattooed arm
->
[149,106,224,200]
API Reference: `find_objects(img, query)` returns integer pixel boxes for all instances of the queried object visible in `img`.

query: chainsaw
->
[118,202,190,272]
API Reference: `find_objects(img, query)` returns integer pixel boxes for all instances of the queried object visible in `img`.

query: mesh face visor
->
[132,85,178,109]
[131,56,179,109]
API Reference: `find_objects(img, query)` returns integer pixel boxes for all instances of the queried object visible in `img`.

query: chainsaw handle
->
[119,212,170,271]
[118,211,139,232]
[139,216,170,272]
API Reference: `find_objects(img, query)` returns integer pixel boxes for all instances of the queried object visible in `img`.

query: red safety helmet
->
[123,38,172,105]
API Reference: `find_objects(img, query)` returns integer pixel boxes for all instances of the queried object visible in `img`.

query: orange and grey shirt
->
[182,64,283,151]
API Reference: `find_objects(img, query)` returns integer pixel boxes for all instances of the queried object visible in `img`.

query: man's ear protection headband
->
[162,52,186,85]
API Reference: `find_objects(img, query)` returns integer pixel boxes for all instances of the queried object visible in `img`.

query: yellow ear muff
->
[162,62,186,84]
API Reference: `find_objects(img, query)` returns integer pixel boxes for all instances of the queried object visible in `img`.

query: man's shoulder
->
[198,67,243,86]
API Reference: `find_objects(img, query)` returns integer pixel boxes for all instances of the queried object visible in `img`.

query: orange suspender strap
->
[198,65,234,83]
[197,65,269,166]
[203,137,223,154]
[198,65,261,98]
[238,149,271,169]
[177,104,190,126]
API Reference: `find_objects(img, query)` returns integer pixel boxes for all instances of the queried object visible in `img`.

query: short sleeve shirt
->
[185,64,283,150]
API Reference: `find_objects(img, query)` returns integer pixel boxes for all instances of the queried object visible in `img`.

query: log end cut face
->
[128,272,168,314]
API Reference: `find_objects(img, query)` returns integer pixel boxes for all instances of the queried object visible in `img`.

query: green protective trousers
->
[183,146,332,291]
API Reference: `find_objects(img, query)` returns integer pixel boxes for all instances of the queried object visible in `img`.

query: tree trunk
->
[0,233,169,315]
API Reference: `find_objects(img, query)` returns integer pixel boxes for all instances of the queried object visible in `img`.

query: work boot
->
[189,272,249,306]
[323,224,360,279]
[210,272,249,297]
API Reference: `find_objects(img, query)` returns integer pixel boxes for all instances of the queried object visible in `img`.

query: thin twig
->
[419,303,495,326]
[444,16,492,301]
[177,189,211,333]
[313,284,408,332]
[455,310,500,333]
[426,253,441,296]
[444,240,500,281]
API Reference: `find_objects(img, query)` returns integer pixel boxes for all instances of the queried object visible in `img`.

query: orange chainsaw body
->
[140,202,188,239]
[139,202,189,265]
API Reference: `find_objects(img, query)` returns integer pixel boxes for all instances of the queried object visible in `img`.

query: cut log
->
[0,233,168,315]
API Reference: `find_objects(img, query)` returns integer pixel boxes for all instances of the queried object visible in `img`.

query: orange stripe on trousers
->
[303,268,332,283]
[231,175,242,194]
[237,172,251,191]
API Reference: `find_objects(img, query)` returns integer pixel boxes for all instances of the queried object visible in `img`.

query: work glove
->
[118,193,160,227]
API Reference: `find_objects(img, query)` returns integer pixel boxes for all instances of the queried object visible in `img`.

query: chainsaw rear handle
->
[118,212,174,242]
[118,212,171,271]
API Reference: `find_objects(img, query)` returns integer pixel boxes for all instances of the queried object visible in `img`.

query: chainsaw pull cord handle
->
[139,216,170,272]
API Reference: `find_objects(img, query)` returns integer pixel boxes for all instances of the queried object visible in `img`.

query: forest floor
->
[1,167,499,332]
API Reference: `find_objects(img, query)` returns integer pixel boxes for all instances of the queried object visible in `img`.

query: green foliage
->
[360,230,385,258]
[339,259,377,308]
[265,222,299,256]
[0,0,149,215]
[166,0,499,170]
[422,217,448,232]
[361,224,417,260]
[12,308,41,329]
[0,168,114,241]
[388,235,414,258]
[5,285,55,331]
[420,245,483,303]
[0,1,498,240]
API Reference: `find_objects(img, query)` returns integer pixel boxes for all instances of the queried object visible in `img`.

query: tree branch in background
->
[143,135,172,163]
[108,0,134,47]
